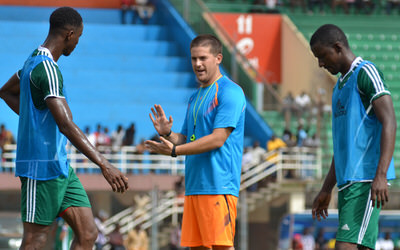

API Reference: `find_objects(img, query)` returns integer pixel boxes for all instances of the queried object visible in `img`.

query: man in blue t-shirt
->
[145,34,246,250]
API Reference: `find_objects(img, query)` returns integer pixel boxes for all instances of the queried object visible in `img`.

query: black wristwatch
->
[171,145,177,157]
[160,130,172,138]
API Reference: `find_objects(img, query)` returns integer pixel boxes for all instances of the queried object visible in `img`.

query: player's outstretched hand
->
[101,162,129,193]
[149,104,173,136]
[312,191,331,221]
[145,136,173,156]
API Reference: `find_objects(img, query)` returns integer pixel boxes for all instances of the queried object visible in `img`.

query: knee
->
[76,226,98,244]
[21,231,48,249]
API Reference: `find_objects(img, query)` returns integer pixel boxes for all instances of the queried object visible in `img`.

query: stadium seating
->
[0,6,196,144]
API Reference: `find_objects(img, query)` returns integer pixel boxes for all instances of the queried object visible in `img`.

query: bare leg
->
[213,246,235,250]
[335,241,372,250]
[62,206,98,250]
[20,222,52,249]
[190,246,234,250]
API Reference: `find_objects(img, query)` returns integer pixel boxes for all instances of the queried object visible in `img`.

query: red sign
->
[212,13,282,84]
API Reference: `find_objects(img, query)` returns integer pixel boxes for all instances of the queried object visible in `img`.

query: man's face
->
[311,42,341,75]
[63,24,83,56]
[190,45,222,86]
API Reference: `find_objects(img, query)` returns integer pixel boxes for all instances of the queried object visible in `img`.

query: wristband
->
[160,130,172,138]
[171,145,177,158]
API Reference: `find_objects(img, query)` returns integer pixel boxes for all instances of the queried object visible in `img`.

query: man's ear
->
[65,29,74,41]
[333,42,343,53]
[216,53,223,64]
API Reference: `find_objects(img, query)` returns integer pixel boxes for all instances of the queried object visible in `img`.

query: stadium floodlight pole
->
[151,186,158,250]
[239,189,248,250]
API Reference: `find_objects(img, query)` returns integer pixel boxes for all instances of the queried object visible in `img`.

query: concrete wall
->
[281,15,336,105]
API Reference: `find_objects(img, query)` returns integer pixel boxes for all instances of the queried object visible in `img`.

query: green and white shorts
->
[20,166,91,225]
[337,182,381,249]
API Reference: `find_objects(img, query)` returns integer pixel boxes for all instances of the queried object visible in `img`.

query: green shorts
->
[20,166,91,225]
[337,182,381,249]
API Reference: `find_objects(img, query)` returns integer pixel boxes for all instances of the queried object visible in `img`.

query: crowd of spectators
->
[247,0,398,15]
[120,0,155,25]
[0,124,15,166]
[291,227,399,250]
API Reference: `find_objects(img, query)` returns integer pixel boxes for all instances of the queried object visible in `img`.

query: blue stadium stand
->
[0,2,272,147]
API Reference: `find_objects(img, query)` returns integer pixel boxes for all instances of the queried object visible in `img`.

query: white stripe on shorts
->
[26,179,37,223]
[358,190,373,245]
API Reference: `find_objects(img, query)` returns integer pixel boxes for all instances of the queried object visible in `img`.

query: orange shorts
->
[180,194,238,248]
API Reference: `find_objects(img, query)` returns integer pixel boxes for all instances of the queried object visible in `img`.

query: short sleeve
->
[358,63,390,104]
[213,84,246,130]
[31,60,64,100]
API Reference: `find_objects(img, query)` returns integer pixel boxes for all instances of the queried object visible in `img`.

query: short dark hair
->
[190,34,222,56]
[49,7,82,34]
[310,24,349,48]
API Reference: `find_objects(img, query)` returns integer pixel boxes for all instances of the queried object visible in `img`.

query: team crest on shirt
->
[334,99,346,118]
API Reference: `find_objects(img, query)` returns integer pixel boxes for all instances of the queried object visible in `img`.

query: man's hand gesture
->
[149,104,173,136]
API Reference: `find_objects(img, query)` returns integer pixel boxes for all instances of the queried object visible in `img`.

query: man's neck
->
[200,73,222,88]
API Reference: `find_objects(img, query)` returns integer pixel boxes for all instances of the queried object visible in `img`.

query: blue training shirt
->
[16,52,69,180]
[181,75,246,197]
[332,60,395,187]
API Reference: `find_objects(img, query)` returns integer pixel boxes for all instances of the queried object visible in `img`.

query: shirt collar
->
[38,46,55,61]
[340,56,362,81]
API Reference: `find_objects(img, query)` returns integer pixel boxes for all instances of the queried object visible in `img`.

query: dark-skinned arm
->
[0,73,20,114]
[370,95,397,208]
[46,97,128,193]
[312,157,336,221]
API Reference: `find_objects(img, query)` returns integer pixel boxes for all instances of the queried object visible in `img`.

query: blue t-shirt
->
[181,75,246,197]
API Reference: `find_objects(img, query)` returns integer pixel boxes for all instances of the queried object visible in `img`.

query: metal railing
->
[1,143,321,249]
[0,144,185,175]
[98,146,321,233]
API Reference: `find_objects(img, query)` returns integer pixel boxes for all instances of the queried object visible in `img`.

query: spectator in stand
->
[84,126,96,147]
[90,123,102,148]
[111,124,126,149]
[307,0,325,14]
[0,124,15,164]
[295,91,312,125]
[296,124,308,147]
[267,134,287,161]
[331,0,349,13]
[385,0,400,14]
[94,210,108,250]
[169,223,183,250]
[120,0,136,24]
[174,175,185,198]
[315,228,327,250]
[123,123,136,146]
[98,127,111,147]
[124,224,149,250]
[281,91,297,129]
[282,127,296,147]
[292,233,304,250]
[304,133,321,148]
[376,232,394,250]
[108,223,126,250]
[133,0,155,24]
[301,227,316,250]
[249,141,266,165]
